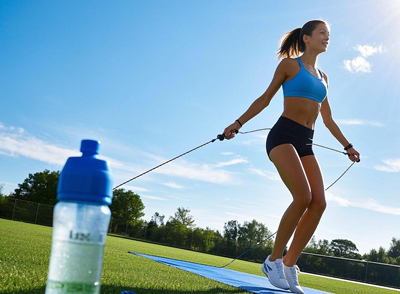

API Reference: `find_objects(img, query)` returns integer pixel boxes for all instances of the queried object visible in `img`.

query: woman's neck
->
[300,52,319,68]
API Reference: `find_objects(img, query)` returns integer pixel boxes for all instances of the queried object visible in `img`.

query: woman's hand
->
[347,147,360,162]
[223,121,242,140]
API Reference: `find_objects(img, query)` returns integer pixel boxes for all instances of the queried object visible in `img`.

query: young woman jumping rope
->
[223,20,360,293]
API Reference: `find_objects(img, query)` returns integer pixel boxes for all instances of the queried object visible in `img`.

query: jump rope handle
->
[346,153,361,162]
[217,129,238,141]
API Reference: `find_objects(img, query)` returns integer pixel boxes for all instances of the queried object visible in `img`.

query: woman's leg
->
[268,144,313,261]
[283,155,326,267]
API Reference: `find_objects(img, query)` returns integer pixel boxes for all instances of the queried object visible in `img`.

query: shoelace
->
[289,265,301,286]
[275,260,286,279]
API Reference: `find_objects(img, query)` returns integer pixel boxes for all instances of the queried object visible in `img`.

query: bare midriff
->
[281,97,321,130]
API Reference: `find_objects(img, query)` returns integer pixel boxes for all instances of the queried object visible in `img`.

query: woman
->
[223,20,360,294]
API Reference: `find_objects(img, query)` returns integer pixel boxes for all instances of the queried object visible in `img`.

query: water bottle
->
[45,139,113,294]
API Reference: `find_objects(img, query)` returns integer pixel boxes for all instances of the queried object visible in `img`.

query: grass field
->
[0,218,398,294]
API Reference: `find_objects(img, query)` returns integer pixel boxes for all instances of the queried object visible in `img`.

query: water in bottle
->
[45,139,112,294]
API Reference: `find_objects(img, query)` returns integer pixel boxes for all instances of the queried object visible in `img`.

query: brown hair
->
[277,20,328,59]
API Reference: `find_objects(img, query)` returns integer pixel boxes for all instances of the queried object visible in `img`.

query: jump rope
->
[115,128,358,268]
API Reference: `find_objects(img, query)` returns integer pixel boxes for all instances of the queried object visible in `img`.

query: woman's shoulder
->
[280,57,299,64]
[278,57,300,69]
[277,58,301,77]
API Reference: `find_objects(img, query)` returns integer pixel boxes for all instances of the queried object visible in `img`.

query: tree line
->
[1,169,400,267]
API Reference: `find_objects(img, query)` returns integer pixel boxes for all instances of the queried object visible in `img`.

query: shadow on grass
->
[2,285,288,294]
[101,284,249,294]
[1,285,247,294]
[101,285,288,294]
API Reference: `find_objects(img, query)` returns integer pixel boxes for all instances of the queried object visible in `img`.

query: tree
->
[316,239,331,255]
[224,220,239,256]
[367,247,390,264]
[170,207,195,227]
[235,220,273,262]
[0,183,5,197]
[237,220,271,247]
[12,170,60,205]
[110,189,145,221]
[146,212,165,242]
[329,239,360,258]
[151,212,165,226]
[388,237,400,259]
[165,218,189,247]
[305,237,330,255]
[305,236,320,253]
[224,220,239,241]
[163,207,195,247]
[191,227,217,252]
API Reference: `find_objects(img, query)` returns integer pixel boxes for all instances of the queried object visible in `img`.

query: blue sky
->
[1,0,399,255]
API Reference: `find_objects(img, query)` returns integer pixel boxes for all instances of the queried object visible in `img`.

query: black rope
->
[238,128,271,134]
[324,161,355,191]
[307,142,348,155]
[310,142,359,191]
[113,134,225,190]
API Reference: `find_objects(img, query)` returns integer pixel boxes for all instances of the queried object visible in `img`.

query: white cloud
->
[326,193,350,206]
[361,199,400,215]
[343,56,371,73]
[336,119,384,127]
[0,123,131,172]
[249,167,280,181]
[121,185,149,192]
[241,134,267,146]
[214,158,248,167]
[163,182,185,189]
[141,195,167,201]
[356,44,385,57]
[153,160,235,184]
[0,122,240,186]
[0,127,79,166]
[374,158,400,172]
[343,44,386,73]
[327,193,400,215]
[126,150,240,184]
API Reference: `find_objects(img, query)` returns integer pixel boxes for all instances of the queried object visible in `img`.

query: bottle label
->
[46,280,99,293]
[67,230,104,243]
[69,230,92,242]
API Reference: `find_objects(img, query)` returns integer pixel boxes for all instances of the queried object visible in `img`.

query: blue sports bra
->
[282,57,328,103]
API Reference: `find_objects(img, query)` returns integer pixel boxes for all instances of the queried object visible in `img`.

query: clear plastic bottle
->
[45,140,113,294]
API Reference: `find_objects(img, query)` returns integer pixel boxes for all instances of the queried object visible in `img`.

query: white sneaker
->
[261,255,290,290]
[284,265,305,294]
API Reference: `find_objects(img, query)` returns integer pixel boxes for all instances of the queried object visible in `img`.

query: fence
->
[0,197,54,226]
[298,252,400,289]
[1,196,399,289]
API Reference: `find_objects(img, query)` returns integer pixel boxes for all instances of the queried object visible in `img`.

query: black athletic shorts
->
[266,116,314,159]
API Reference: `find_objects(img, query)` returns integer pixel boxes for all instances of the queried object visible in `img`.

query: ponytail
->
[277,20,328,59]
[277,28,303,59]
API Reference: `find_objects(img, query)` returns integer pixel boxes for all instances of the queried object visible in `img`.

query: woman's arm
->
[320,96,360,162]
[223,59,289,139]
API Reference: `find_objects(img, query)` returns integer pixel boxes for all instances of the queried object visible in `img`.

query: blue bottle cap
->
[57,139,113,205]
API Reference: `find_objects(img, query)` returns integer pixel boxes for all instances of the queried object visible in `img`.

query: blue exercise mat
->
[128,251,334,294]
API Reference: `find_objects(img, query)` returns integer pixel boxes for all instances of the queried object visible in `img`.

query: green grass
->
[0,218,398,294]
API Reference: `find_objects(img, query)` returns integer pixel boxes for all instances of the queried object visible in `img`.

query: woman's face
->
[306,23,330,53]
